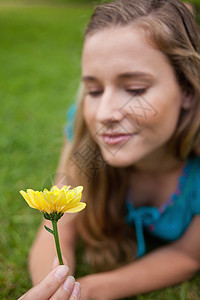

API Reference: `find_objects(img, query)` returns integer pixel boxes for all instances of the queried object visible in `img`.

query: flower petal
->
[20,185,85,216]
[27,189,42,209]
[20,190,38,209]
[62,202,86,213]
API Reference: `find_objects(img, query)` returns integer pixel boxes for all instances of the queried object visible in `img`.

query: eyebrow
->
[118,72,154,81]
[81,72,154,82]
[81,76,97,82]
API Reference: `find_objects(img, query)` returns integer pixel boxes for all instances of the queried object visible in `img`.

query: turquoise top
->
[126,157,200,257]
[64,104,76,142]
[65,105,200,257]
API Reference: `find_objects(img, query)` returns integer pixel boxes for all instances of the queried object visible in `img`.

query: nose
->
[96,88,124,123]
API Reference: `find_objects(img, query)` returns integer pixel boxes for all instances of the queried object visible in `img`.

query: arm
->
[29,140,78,285]
[78,216,200,299]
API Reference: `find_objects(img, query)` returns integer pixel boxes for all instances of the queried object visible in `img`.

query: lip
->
[101,133,133,145]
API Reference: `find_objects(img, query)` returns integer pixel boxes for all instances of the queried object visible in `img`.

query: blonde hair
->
[183,2,195,15]
[67,0,200,270]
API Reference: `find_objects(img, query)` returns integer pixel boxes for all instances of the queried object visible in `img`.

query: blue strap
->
[126,203,160,257]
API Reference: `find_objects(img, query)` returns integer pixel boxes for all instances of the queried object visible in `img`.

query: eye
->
[87,90,103,97]
[126,89,146,96]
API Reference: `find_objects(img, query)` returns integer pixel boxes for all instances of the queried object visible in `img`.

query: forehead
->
[81,26,171,77]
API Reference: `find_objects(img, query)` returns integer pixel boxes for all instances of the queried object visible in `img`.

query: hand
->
[19,265,81,300]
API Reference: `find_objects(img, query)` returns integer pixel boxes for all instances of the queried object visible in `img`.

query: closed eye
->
[127,89,146,96]
[87,90,103,97]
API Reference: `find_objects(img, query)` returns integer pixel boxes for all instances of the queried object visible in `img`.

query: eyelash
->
[87,88,146,98]
[127,89,146,96]
[87,91,103,97]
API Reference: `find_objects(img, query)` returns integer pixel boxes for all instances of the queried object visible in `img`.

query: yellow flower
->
[20,185,86,215]
[20,185,86,265]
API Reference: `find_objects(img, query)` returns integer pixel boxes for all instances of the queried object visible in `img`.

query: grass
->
[0,3,92,298]
[0,1,200,299]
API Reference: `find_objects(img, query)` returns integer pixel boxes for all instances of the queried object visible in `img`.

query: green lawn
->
[0,3,91,298]
[0,1,200,299]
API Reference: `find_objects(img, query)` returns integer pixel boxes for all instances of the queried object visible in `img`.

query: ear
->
[181,90,193,110]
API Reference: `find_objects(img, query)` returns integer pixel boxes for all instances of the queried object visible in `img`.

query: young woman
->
[28,0,200,299]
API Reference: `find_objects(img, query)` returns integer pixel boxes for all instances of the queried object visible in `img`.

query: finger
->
[18,293,27,299]
[22,265,69,300]
[50,276,75,300]
[69,282,81,300]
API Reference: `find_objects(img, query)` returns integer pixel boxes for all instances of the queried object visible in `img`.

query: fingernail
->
[55,265,69,281]
[63,276,75,293]
[71,282,81,298]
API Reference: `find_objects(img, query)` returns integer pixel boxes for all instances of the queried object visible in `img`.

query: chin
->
[101,149,134,168]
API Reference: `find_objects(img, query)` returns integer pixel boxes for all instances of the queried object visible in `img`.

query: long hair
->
[66,0,200,270]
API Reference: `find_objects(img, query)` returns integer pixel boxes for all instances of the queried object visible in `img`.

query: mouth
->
[101,133,134,145]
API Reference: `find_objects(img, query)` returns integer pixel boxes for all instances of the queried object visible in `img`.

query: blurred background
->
[0,0,199,299]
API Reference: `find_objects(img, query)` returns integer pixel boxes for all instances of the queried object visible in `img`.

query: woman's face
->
[81,26,189,169]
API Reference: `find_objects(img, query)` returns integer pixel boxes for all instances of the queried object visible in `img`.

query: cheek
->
[142,99,182,140]
[123,91,182,140]
[83,100,96,132]
[122,95,159,131]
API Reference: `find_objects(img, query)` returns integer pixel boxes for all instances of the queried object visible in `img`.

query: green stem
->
[52,220,64,265]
